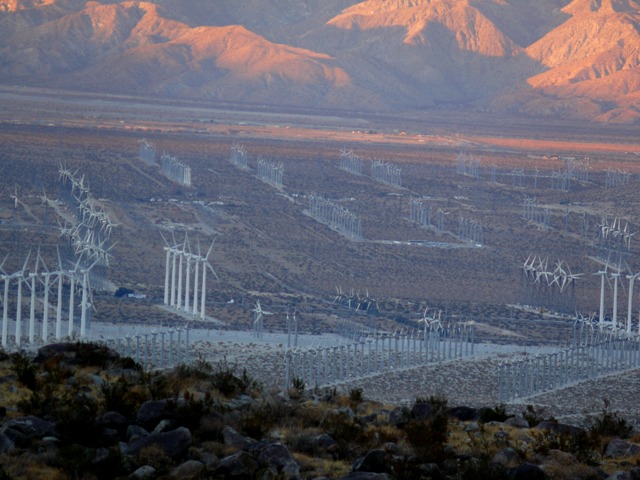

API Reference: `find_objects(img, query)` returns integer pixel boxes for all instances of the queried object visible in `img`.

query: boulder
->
[410,403,433,421]
[223,425,254,449]
[389,407,410,428]
[3,416,56,446]
[5,415,56,438]
[604,439,640,459]
[509,462,546,480]
[101,411,128,433]
[314,433,338,453]
[505,416,530,429]
[214,451,260,479]
[353,449,388,474]
[132,465,156,479]
[0,432,15,454]
[339,473,391,480]
[127,424,150,441]
[448,406,477,421]
[493,447,522,469]
[535,421,584,436]
[170,459,205,479]
[34,342,120,367]
[124,427,192,458]
[246,441,300,477]
[136,399,173,429]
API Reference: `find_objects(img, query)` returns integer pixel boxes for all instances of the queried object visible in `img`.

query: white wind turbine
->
[14,251,31,347]
[79,258,99,337]
[199,238,219,320]
[595,256,610,328]
[252,300,273,339]
[0,255,11,348]
[27,250,43,343]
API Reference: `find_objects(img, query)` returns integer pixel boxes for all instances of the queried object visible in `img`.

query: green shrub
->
[10,352,37,390]
[479,404,511,424]
[587,398,633,440]
[404,411,449,463]
[348,387,364,408]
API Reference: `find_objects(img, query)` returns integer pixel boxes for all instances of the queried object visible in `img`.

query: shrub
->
[10,352,37,390]
[404,411,449,463]
[522,404,552,427]
[530,427,598,464]
[587,398,633,440]
[210,359,259,397]
[479,404,511,424]
[348,387,364,408]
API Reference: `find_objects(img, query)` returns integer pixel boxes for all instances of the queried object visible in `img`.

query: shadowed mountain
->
[1,0,639,122]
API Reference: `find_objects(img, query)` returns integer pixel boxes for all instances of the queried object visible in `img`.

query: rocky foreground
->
[1,342,640,480]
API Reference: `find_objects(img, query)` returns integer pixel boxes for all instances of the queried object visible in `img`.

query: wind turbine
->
[595,256,610,328]
[79,258,99,337]
[0,255,11,348]
[252,300,272,339]
[626,272,640,335]
[199,238,219,320]
[14,251,31,347]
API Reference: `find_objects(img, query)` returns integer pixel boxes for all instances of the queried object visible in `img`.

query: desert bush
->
[10,352,37,389]
[210,359,259,397]
[135,444,173,473]
[348,387,364,408]
[586,397,633,440]
[522,404,553,427]
[479,404,511,424]
[404,411,449,463]
[324,410,367,457]
[530,427,598,464]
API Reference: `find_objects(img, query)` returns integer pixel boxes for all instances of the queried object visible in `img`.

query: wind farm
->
[1,89,640,423]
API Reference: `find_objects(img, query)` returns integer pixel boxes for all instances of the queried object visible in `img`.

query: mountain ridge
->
[1,0,640,122]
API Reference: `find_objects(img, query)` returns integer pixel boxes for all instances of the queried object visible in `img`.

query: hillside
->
[1,343,640,479]
[1,0,640,119]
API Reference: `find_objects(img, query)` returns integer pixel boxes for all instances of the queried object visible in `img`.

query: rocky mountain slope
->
[1,343,640,479]
[1,0,640,122]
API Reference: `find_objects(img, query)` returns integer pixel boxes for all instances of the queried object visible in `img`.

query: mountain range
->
[2,0,640,123]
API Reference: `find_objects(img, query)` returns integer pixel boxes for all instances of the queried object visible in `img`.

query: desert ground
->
[1,86,640,422]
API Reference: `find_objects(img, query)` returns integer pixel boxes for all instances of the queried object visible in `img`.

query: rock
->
[214,451,260,479]
[101,411,128,433]
[464,422,480,432]
[136,399,173,429]
[410,403,433,421]
[223,425,253,449]
[246,441,300,477]
[605,472,631,480]
[132,465,156,479]
[5,415,56,439]
[448,406,478,421]
[153,419,174,434]
[225,394,255,410]
[544,449,577,466]
[34,342,120,367]
[0,432,15,454]
[127,424,150,441]
[505,416,530,429]
[170,459,205,479]
[338,472,391,480]
[314,433,338,453]
[605,439,640,458]
[353,449,388,473]
[124,427,192,458]
[389,407,410,428]
[493,447,522,469]
[509,462,546,480]
[535,421,584,436]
